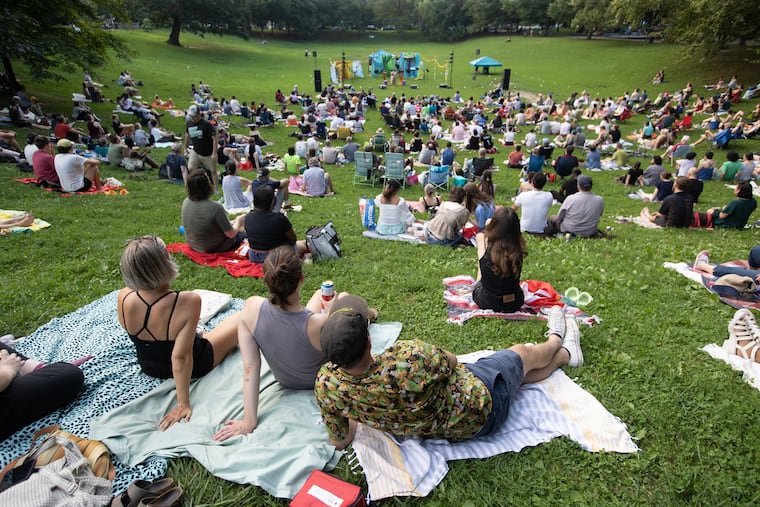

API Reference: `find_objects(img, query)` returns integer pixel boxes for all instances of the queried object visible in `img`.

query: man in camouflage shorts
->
[315,296,584,449]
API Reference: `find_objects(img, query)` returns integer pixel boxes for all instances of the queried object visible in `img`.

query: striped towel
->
[351,350,638,501]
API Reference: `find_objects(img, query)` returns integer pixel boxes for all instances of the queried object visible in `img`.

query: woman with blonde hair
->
[473,207,527,312]
[117,235,240,430]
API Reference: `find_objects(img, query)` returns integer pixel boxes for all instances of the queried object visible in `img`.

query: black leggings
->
[0,343,84,440]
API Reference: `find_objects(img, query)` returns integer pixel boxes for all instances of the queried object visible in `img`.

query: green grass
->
[3,30,760,505]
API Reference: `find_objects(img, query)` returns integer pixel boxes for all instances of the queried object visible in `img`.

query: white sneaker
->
[545,306,565,339]
[563,316,584,367]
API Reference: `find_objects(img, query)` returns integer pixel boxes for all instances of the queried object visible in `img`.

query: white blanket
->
[351,350,638,501]
[702,342,760,390]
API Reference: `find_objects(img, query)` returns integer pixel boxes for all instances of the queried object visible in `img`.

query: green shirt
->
[718,160,742,181]
[315,339,491,442]
[282,153,301,174]
[713,198,757,229]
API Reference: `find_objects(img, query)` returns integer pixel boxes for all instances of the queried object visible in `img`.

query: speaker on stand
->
[501,68,511,90]
[314,70,322,93]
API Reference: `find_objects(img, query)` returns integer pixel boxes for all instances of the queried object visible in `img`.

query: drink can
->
[321,280,335,300]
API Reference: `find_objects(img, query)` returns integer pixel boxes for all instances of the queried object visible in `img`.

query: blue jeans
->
[424,226,462,246]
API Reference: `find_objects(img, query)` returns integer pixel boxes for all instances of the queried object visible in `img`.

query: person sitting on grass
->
[252,166,292,211]
[619,161,644,187]
[375,179,415,236]
[221,160,252,210]
[244,186,308,263]
[639,176,693,227]
[301,159,335,197]
[419,183,442,217]
[315,299,582,450]
[181,170,246,253]
[513,172,553,234]
[464,182,495,231]
[423,186,470,246]
[213,247,365,442]
[0,342,89,440]
[118,235,241,430]
[54,138,103,192]
[123,136,159,170]
[473,207,526,312]
[715,151,743,181]
[547,175,604,237]
[692,182,757,229]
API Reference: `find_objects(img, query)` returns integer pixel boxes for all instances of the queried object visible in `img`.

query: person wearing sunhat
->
[546,174,604,237]
[314,296,583,450]
[53,138,102,192]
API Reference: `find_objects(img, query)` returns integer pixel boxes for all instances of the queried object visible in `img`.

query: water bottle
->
[178,225,185,235]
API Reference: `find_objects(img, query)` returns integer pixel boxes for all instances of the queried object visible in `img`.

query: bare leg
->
[83,161,103,189]
[509,333,567,384]
[203,311,240,367]
[640,207,655,222]
[296,240,308,257]
[325,173,334,193]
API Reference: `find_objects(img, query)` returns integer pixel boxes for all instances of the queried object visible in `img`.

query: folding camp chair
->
[372,133,387,152]
[381,152,406,188]
[354,151,376,186]
[667,144,693,166]
[427,165,450,191]
[337,127,351,139]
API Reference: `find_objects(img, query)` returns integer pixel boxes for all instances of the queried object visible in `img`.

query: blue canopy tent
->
[469,56,502,75]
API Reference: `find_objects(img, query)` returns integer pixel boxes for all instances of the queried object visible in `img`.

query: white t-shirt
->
[54,153,88,192]
[24,144,39,165]
[514,190,554,233]
[222,174,250,210]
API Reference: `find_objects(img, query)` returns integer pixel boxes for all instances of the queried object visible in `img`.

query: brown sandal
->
[111,478,175,507]
[139,486,184,507]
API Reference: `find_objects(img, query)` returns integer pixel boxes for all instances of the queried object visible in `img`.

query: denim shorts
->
[464,349,524,438]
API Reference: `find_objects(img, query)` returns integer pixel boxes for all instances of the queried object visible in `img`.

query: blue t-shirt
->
[585,151,601,170]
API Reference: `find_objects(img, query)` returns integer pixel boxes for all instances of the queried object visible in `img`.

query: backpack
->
[305,222,341,261]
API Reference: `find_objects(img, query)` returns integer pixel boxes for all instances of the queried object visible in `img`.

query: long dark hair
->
[263,246,303,309]
[382,179,401,201]
[484,207,526,278]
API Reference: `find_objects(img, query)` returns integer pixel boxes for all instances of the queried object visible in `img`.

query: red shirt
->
[32,150,59,183]
[54,122,72,140]
[508,150,524,166]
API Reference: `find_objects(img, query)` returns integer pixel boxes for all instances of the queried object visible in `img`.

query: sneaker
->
[545,306,565,339]
[563,316,584,367]
[694,250,710,268]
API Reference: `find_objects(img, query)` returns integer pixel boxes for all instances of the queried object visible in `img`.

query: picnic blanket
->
[0,292,184,495]
[351,349,638,501]
[167,242,264,278]
[90,321,402,499]
[702,342,760,391]
[14,177,126,195]
[362,229,425,244]
[663,261,760,310]
[0,210,51,235]
[615,215,662,229]
[443,275,600,326]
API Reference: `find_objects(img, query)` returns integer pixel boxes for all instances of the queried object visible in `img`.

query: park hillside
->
[2,29,760,505]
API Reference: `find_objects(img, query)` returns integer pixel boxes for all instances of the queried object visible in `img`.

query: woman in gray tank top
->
[213,246,351,442]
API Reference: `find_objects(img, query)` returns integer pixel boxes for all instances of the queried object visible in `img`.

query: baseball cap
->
[56,138,74,148]
[187,105,199,116]
[320,295,370,367]
[577,174,593,190]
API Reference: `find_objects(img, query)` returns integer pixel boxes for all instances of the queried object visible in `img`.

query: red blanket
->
[167,242,264,278]
[14,178,126,195]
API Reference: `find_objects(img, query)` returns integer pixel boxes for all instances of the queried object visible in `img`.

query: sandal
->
[139,486,184,507]
[724,311,760,360]
[112,478,175,507]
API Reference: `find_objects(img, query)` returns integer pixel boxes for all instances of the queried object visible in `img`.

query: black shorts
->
[73,178,93,193]
[472,280,524,313]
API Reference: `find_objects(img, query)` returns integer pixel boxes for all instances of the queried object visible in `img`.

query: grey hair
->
[120,236,179,290]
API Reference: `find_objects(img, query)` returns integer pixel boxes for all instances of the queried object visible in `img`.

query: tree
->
[569,0,610,38]
[417,0,470,41]
[548,0,576,29]
[370,0,418,30]
[140,0,251,46]
[0,1,129,92]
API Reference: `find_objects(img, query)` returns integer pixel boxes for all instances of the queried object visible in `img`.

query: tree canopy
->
[1,1,128,92]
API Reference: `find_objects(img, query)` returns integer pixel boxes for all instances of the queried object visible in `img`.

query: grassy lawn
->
[2,30,760,505]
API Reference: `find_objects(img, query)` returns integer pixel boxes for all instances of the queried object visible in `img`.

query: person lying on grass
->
[213,246,372,442]
[315,298,582,450]
[118,235,241,430]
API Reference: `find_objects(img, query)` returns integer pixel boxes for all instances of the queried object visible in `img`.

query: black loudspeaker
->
[314,70,322,92]
[501,68,511,90]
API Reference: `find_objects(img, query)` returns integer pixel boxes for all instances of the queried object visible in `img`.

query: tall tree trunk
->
[167,15,182,46]
[1,54,20,93]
